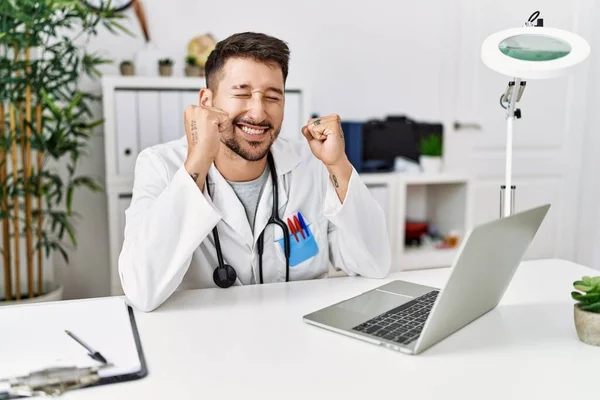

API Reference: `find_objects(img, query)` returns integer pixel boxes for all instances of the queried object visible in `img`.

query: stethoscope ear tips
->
[213,264,237,288]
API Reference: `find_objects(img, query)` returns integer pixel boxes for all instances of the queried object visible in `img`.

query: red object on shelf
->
[405,222,428,240]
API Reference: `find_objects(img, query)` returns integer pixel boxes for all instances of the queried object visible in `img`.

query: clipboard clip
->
[2,364,112,398]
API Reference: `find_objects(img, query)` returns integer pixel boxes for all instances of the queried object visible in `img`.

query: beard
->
[222,116,281,162]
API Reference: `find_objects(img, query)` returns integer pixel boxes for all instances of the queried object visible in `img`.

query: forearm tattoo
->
[332,175,339,188]
[191,120,198,146]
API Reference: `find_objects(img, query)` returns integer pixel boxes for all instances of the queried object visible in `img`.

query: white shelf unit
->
[102,76,471,294]
[360,172,472,272]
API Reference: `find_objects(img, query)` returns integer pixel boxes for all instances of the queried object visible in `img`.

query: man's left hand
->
[301,114,353,203]
[301,114,347,166]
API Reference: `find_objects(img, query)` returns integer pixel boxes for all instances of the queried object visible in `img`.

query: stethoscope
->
[205,152,290,288]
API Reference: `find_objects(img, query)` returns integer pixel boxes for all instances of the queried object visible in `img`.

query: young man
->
[119,32,391,312]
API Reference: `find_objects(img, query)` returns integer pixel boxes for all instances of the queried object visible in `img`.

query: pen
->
[293,215,305,240]
[65,330,108,364]
[297,212,310,237]
[287,218,299,242]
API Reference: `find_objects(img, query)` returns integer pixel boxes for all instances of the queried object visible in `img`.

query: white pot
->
[0,281,63,306]
[419,155,443,173]
[574,304,600,346]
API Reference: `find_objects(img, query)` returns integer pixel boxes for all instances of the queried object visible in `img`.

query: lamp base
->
[500,185,516,218]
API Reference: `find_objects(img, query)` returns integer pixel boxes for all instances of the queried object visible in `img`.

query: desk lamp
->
[481,11,590,217]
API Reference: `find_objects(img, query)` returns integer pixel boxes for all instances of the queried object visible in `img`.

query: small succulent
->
[420,134,442,157]
[572,276,600,313]
[120,60,133,66]
[185,55,197,66]
[158,58,173,66]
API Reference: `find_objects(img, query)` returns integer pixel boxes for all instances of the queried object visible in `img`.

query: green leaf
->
[574,292,600,303]
[572,291,584,301]
[580,302,600,313]
[573,281,595,293]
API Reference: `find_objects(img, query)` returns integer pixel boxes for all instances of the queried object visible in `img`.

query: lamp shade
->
[481,27,590,79]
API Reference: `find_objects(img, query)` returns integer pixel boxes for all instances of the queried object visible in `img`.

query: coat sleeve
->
[118,149,221,312]
[322,165,391,278]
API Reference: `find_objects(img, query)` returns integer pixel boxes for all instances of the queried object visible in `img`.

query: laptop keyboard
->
[352,290,439,346]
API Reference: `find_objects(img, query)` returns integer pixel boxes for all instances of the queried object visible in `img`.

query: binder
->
[137,90,161,151]
[281,90,303,142]
[0,297,147,398]
[114,90,139,175]
[159,91,183,143]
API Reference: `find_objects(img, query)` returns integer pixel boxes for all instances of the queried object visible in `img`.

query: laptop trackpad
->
[334,290,413,317]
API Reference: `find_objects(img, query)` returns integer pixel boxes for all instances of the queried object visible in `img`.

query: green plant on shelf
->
[572,276,600,313]
[158,58,173,66]
[420,134,442,157]
[185,55,197,66]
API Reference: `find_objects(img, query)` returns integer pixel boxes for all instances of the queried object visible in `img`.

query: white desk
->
[29,259,600,399]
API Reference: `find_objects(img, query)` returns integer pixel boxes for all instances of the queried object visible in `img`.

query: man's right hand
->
[183,89,232,190]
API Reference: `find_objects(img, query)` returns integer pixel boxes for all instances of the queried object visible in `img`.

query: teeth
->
[240,125,266,135]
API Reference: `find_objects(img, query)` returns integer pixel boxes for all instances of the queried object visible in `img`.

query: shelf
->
[359,171,470,186]
[102,75,206,90]
[397,246,459,270]
[400,172,470,184]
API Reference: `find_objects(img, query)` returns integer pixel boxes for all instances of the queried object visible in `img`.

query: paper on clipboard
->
[0,297,142,380]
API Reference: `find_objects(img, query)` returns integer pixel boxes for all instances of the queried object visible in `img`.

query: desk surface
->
[42,259,600,398]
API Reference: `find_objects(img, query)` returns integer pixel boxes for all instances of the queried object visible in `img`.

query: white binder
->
[281,90,303,142]
[137,90,161,151]
[114,91,139,175]
[159,91,183,143]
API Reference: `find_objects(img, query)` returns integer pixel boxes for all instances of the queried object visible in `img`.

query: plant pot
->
[159,65,173,76]
[0,281,63,306]
[185,65,202,77]
[574,304,600,346]
[419,155,443,173]
[120,64,135,76]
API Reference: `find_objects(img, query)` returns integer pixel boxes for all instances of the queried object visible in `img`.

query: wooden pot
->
[185,65,202,77]
[159,65,173,76]
[120,64,135,76]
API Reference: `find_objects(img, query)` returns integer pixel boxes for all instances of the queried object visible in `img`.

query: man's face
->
[211,57,285,162]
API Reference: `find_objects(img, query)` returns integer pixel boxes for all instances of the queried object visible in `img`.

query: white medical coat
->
[118,137,391,311]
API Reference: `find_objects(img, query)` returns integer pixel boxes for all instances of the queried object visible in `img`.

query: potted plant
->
[1,0,127,304]
[184,55,202,77]
[419,133,443,173]
[120,60,135,76]
[158,58,174,76]
[572,276,600,346]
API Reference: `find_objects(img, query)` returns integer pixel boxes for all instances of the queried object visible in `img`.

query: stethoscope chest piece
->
[213,263,237,288]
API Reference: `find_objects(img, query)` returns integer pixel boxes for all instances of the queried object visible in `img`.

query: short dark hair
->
[205,32,290,91]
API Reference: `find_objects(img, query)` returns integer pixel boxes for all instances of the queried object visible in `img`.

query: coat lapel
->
[206,165,254,250]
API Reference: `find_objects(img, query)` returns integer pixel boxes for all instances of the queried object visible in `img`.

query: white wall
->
[60,0,600,299]
[576,2,600,270]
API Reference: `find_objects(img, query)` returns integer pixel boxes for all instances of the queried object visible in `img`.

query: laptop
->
[303,204,550,355]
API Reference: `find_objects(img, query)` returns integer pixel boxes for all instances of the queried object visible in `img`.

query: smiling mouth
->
[236,123,270,135]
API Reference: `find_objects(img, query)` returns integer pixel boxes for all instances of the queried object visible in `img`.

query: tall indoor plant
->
[0,0,127,302]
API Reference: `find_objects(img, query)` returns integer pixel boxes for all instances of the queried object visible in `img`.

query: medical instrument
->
[206,152,290,288]
[481,10,590,217]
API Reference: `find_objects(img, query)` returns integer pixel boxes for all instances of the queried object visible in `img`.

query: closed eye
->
[266,97,281,102]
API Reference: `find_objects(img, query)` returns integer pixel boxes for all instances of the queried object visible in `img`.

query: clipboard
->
[0,297,147,398]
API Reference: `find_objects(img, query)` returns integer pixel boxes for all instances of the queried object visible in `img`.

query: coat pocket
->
[275,222,319,267]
